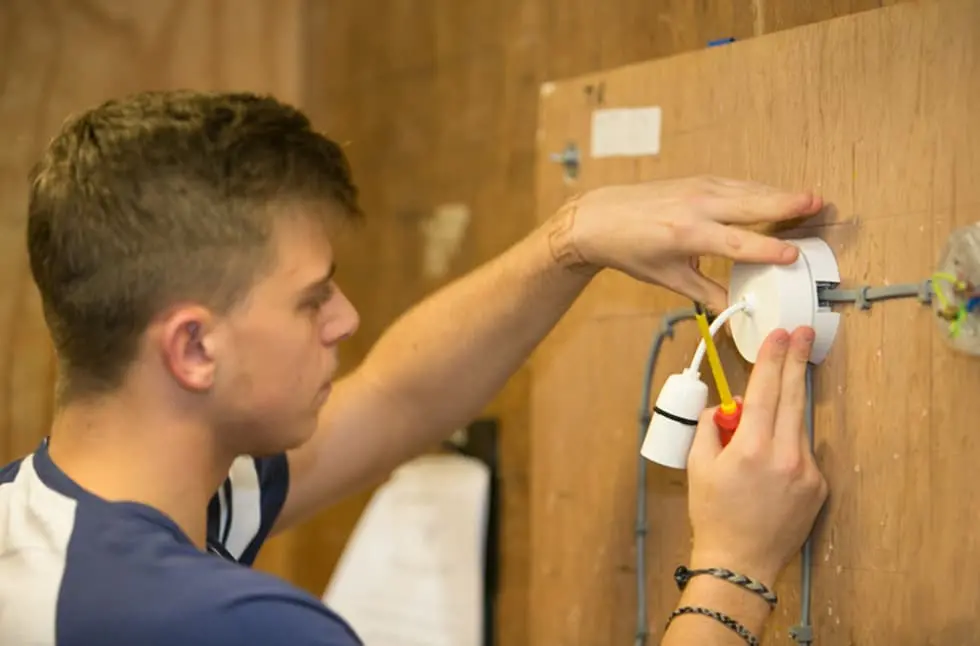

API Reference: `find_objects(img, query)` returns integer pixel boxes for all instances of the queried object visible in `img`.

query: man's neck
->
[46,390,232,550]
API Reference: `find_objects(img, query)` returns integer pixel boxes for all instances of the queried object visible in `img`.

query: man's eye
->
[307,285,333,307]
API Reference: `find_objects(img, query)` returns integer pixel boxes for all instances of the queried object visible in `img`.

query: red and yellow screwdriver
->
[693,303,743,446]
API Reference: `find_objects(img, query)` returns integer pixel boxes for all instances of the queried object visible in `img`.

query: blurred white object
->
[322,454,490,646]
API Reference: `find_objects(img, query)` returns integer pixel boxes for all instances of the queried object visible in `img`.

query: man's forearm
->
[276,208,596,528]
[661,576,772,645]
[357,206,595,433]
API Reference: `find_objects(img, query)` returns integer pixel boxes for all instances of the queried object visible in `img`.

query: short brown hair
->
[27,90,361,403]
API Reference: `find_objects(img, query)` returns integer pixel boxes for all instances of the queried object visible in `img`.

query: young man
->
[0,91,827,645]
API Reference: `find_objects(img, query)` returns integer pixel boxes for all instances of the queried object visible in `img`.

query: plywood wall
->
[530,1,979,643]
[302,3,906,643]
[0,0,306,580]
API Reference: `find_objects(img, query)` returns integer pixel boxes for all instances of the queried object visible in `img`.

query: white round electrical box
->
[727,237,841,364]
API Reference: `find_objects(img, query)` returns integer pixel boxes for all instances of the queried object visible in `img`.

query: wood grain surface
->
[531,1,979,643]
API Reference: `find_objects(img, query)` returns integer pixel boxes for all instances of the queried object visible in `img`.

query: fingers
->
[677,220,800,265]
[736,328,790,443]
[705,176,793,196]
[689,406,723,464]
[772,327,816,456]
[704,186,823,225]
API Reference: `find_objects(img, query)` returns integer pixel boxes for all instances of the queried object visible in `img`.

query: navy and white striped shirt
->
[0,439,362,645]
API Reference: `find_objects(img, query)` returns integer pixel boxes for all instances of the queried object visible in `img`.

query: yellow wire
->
[932,273,971,335]
[950,306,966,338]
[931,271,970,310]
[694,309,736,413]
[932,274,949,309]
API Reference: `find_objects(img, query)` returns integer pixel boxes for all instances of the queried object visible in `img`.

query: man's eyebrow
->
[300,263,337,296]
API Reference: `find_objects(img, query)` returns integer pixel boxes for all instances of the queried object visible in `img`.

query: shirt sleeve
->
[213,588,363,646]
[207,452,290,565]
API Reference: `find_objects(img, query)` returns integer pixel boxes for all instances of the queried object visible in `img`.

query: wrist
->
[688,550,781,591]
[669,576,772,644]
[544,195,601,277]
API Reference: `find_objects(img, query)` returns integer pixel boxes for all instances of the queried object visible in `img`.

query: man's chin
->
[291,415,321,448]
[247,417,319,457]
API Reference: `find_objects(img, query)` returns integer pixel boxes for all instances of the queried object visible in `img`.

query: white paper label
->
[590,106,662,158]
[420,203,470,279]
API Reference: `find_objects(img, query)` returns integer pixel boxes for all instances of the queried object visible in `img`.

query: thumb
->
[689,406,723,464]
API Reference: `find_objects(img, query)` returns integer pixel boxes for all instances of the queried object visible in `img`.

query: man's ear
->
[158,305,219,392]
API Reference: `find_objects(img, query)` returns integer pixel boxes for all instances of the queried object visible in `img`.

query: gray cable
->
[636,309,697,646]
[789,364,815,645]
[817,281,933,309]
[636,281,932,645]
[789,279,935,644]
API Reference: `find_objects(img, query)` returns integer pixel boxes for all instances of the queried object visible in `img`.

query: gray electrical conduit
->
[817,281,934,309]
[636,308,697,646]
[634,280,933,646]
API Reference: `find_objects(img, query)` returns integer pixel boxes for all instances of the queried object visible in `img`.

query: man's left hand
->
[550,176,823,312]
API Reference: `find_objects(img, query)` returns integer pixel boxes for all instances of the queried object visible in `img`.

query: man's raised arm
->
[274,177,822,532]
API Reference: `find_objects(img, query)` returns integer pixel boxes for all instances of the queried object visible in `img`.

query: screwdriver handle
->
[714,401,743,447]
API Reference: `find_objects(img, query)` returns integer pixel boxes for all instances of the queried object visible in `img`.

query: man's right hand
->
[686,326,829,588]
